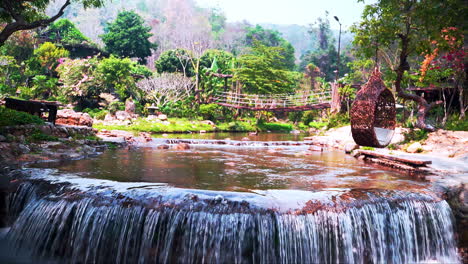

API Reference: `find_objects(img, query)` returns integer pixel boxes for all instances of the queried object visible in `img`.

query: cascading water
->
[4,180,460,264]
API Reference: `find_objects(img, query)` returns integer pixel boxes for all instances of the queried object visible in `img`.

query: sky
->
[195,0,372,29]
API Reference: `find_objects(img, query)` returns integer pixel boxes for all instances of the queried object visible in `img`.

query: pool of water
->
[151,131,308,141]
[31,138,428,193]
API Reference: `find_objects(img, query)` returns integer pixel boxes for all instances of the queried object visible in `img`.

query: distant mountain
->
[261,23,354,58]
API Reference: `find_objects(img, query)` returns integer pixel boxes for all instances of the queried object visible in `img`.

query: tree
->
[101,11,154,63]
[33,42,69,76]
[45,19,89,44]
[234,41,300,94]
[245,25,296,70]
[0,0,104,46]
[352,0,467,131]
[137,73,194,108]
[155,49,194,77]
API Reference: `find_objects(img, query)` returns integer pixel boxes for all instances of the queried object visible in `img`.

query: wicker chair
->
[350,69,396,148]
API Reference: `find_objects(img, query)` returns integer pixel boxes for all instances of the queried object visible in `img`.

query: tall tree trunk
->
[394,33,441,131]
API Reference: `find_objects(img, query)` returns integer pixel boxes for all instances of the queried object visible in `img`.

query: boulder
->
[104,113,115,121]
[308,145,323,152]
[56,109,93,127]
[406,142,423,153]
[158,114,168,121]
[344,143,359,154]
[115,111,132,121]
[157,144,170,149]
[139,132,153,142]
[0,135,6,142]
[125,98,136,115]
[174,143,190,150]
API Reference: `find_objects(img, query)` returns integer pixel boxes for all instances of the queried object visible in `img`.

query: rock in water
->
[174,143,190,150]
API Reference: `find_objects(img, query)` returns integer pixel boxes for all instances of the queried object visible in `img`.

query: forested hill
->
[46,0,352,59]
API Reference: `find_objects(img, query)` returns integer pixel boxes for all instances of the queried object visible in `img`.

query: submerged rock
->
[174,143,190,150]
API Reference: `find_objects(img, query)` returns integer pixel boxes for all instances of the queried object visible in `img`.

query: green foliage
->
[301,110,319,125]
[33,42,69,72]
[0,56,22,96]
[94,118,216,133]
[402,129,429,144]
[353,0,466,60]
[46,19,89,44]
[160,99,198,119]
[97,56,141,100]
[308,121,327,129]
[155,49,194,76]
[327,113,350,129]
[28,129,58,142]
[108,101,125,114]
[245,25,296,70]
[56,56,102,100]
[361,146,375,151]
[101,11,154,63]
[257,122,293,132]
[445,114,468,131]
[30,75,58,99]
[0,107,44,127]
[199,104,224,121]
[234,41,300,94]
[82,108,108,120]
[0,0,103,45]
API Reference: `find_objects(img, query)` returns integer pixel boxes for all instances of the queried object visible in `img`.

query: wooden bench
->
[5,98,59,124]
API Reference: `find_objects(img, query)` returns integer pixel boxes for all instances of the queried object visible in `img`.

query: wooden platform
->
[354,150,432,175]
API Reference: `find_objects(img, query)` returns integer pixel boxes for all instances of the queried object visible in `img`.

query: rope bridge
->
[213,91,332,112]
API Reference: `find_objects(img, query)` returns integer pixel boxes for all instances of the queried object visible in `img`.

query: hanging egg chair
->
[350,68,396,148]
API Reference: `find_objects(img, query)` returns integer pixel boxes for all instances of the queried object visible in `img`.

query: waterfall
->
[4,182,460,264]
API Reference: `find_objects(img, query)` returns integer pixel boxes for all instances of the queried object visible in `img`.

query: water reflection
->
[32,140,428,193]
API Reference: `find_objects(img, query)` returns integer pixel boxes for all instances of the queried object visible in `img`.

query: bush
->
[327,113,350,129]
[308,121,327,129]
[28,129,58,142]
[445,114,468,131]
[301,110,318,125]
[0,107,44,127]
[199,104,223,121]
[82,108,108,120]
[108,101,125,114]
[402,129,428,144]
[258,122,293,132]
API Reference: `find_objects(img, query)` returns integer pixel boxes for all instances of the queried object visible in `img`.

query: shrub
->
[258,122,293,132]
[445,114,468,131]
[327,113,350,129]
[108,101,125,114]
[199,104,223,121]
[402,129,428,144]
[29,129,58,142]
[308,121,327,129]
[0,107,44,127]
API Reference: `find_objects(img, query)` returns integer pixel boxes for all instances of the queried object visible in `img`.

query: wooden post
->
[331,82,341,113]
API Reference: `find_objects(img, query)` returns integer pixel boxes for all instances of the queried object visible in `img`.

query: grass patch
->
[402,129,428,144]
[257,122,293,132]
[308,121,328,130]
[0,106,44,127]
[445,115,468,131]
[28,129,58,142]
[361,146,375,151]
[94,118,217,133]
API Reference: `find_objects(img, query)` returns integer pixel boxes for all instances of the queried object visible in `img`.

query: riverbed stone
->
[157,144,170,150]
[407,142,423,153]
[344,143,359,154]
[174,143,190,150]
[0,135,5,142]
